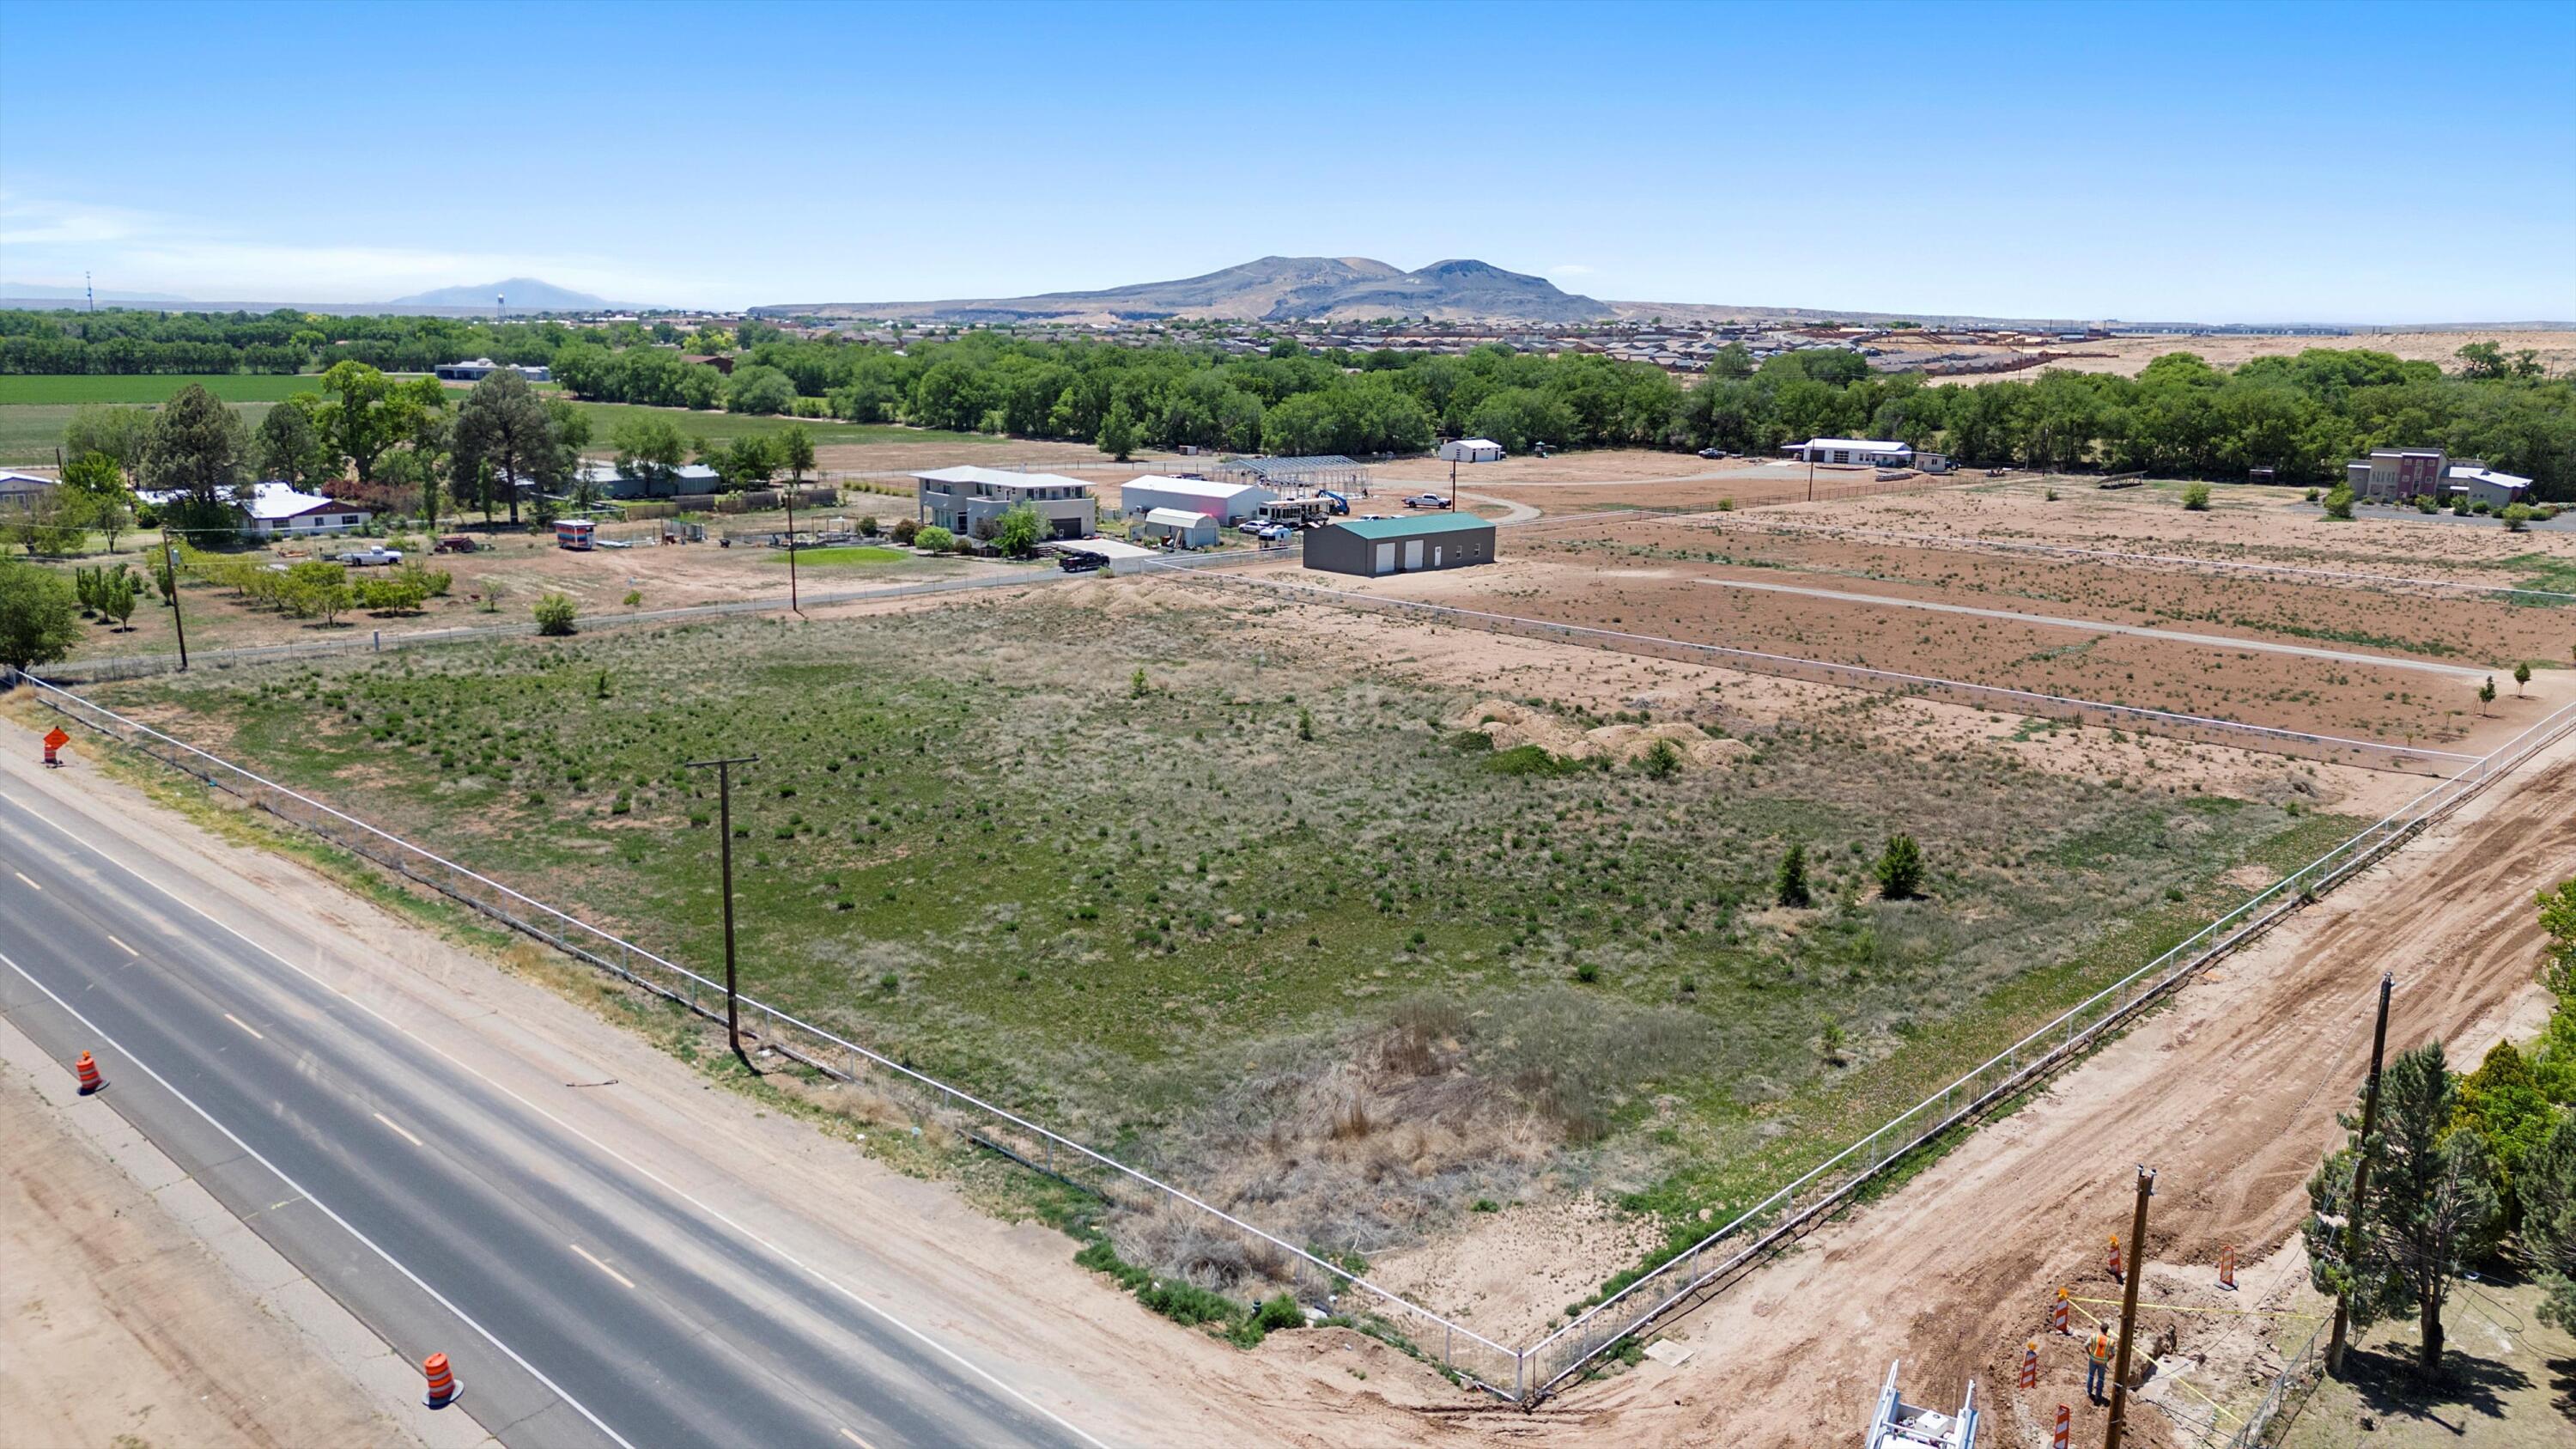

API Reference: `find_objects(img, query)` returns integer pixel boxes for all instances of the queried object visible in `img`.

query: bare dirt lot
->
[1944,329,2576,384]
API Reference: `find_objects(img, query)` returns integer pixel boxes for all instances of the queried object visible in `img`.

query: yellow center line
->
[372,1111,424,1148]
[222,1012,264,1039]
[838,1428,878,1449]
[12,871,39,891]
[569,1243,636,1290]
[106,935,138,956]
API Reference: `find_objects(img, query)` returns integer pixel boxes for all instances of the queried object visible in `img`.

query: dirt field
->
[0,1043,421,1449]
[1526,725,2576,1449]
[1935,329,2576,386]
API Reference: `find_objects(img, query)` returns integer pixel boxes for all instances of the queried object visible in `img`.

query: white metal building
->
[1786,437,1913,466]
[1134,507,1218,548]
[1438,437,1505,463]
[1117,475,1273,525]
[2446,465,2533,509]
[140,482,372,536]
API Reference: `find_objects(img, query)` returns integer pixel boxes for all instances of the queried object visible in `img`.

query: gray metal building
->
[1303,513,1495,577]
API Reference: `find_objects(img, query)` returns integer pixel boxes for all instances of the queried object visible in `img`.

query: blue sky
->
[3,0,2569,321]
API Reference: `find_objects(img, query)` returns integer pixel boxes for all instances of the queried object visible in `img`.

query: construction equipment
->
[1866,1361,1978,1448]
[1317,489,1352,515]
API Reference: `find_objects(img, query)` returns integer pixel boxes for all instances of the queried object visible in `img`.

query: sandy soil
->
[1372,1196,1663,1349]
[0,1050,422,1449]
[1538,726,2576,1448]
[1934,329,2576,386]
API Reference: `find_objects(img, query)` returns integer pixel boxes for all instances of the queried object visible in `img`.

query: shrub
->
[890,517,920,545]
[1484,743,1573,776]
[1637,738,1681,777]
[1444,728,1494,753]
[2180,482,2211,511]
[858,514,879,536]
[1875,834,1925,899]
[1715,497,1734,511]
[2321,484,2354,521]
[0,556,82,670]
[2043,487,2058,502]
[2304,486,2320,502]
[2503,502,2536,532]
[532,591,578,636]
[950,530,976,554]
[1255,1294,1304,1332]
[914,525,954,551]
[1775,843,1811,908]
[2416,494,2438,514]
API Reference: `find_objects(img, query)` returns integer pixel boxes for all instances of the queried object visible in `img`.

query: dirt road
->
[1543,729,2576,1448]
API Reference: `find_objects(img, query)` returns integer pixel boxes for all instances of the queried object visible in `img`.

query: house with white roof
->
[1785,437,1913,467]
[2445,463,2533,510]
[138,482,371,536]
[0,470,56,508]
[1116,474,1273,525]
[911,466,1095,540]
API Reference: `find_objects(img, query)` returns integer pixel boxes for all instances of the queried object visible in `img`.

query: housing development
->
[1,6,2572,1449]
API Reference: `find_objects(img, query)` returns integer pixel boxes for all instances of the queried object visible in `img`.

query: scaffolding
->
[1210,454,1373,496]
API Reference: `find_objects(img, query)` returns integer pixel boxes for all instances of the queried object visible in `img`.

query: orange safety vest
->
[2088,1333,2112,1365]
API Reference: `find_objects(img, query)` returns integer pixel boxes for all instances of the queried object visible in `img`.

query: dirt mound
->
[1456,698,1750,770]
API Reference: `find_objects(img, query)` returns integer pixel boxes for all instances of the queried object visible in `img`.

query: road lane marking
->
[372,1111,424,1147]
[222,1012,264,1039]
[106,935,137,956]
[12,871,38,891]
[838,1428,878,1449]
[0,947,640,1449]
[569,1242,636,1290]
[0,791,1112,1449]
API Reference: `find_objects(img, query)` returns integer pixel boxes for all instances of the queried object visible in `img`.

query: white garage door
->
[1373,542,1396,574]
[1403,539,1425,569]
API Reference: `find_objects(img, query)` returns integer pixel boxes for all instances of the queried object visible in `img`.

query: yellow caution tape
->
[2068,1296,2323,1322]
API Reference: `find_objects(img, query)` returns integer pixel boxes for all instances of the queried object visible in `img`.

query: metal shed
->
[1303,513,1495,577]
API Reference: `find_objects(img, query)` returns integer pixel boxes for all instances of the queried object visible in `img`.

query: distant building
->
[1134,507,1218,548]
[2343,447,2446,502]
[1208,454,1371,495]
[1786,437,1913,467]
[140,481,371,536]
[572,460,723,499]
[679,353,735,375]
[0,470,56,508]
[2446,464,2533,510]
[911,466,1095,540]
[1303,513,1495,577]
[434,357,552,383]
[1438,438,1505,464]
[1118,475,1273,525]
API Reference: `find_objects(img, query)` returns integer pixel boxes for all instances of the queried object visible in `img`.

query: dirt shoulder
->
[0,1031,428,1449]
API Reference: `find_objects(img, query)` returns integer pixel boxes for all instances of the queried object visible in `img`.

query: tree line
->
[0,307,759,377]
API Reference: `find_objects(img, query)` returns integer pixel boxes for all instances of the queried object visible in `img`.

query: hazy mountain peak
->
[757,255,1609,325]
[388,277,616,310]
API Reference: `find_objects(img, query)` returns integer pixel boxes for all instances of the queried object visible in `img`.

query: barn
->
[1303,513,1495,577]
[1118,475,1273,525]
[1437,437,1505,464]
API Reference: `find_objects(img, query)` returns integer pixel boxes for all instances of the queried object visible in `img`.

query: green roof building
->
[1303,512,1496,577]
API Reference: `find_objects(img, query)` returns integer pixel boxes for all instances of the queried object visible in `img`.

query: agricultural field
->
[0,372,358,405]
[92,582,2366,1331]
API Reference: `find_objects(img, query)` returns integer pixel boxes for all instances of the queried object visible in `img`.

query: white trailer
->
[1865,1361,1978,1449]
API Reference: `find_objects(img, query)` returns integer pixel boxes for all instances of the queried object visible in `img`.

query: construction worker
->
[2086,1328,2113,1402]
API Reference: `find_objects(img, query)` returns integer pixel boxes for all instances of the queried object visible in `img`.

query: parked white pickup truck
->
[335,546,403,566]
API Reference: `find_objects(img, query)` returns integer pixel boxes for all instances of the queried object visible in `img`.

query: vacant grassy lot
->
[0,373,360,405]
[97,591,2350,1302]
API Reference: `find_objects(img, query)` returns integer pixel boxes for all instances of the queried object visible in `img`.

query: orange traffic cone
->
[422,1352,459,1409]
[2019,1340,2038,1391]
[2107,1233,2123,1282]
[74,1051,102,1094]
[2219,1242,2237,1291]
[2050,1286,2071,1334]
[2053,1403,2071,1449]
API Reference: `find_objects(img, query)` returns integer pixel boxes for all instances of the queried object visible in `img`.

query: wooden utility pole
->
[2104,1166,2155,1449]
[161,529,189,671]
[684,754,760,1070]
[782,482,800,614]
[2327,971,2396,1374]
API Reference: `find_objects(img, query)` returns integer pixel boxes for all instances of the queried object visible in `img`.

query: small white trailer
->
[1865,1361,1978,1449]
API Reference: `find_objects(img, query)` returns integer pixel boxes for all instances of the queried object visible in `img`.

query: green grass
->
[97,598,2336,1282]
[2498,551,2576,606]
[769,545,909,568]
[555,402,1002,450]
[0,373,374,405]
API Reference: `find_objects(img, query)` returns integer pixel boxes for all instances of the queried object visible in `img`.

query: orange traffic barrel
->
[74,1051,102,1094]
[422,1352,460,1409]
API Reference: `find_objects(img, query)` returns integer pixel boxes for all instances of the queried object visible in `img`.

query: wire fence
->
[21,575,2574,1407]
[2215,1316,2326,1449]
[1153,565,2482,774]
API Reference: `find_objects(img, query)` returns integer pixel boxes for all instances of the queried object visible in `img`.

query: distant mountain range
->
[0,281,195,303]
[388,277,619,310]
[756,255,1617,325]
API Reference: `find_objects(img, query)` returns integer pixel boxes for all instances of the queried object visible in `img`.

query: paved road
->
[0,784,1101,1449]
[1689,575,2488,678]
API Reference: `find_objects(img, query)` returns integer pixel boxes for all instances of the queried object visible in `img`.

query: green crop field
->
[769,545,910,568]
[97,594,2348,1292]
[0,373,365,405]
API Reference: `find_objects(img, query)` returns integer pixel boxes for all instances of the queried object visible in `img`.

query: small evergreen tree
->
[2514,661,2532,696]
[1775,843,1811,908]
[1875,834,1924,899]
[2479,676,2497,715]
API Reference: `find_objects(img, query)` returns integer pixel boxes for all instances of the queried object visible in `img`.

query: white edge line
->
[13,870,39,891]
[569,1242,636,1291]
[0,794,1112,1449]
[0,946,640,1449]
[222,1011,264,1040]
[106,933,137,956]
[373,1110,424,1148]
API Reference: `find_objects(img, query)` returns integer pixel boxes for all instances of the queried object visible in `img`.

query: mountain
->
[388,277,617,311]
[757,256,1613,325]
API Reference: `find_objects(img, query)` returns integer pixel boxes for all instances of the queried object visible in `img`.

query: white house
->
[0,470,56,508]
[435,358,553,382]
[912,466,1096,540]
[142,482,371,536]
[2445,464,2533,510]
[1786,437,1913,466]
[1117,475,1273,525]
[1438,437,1505,464]
[1134,507,1218,548]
